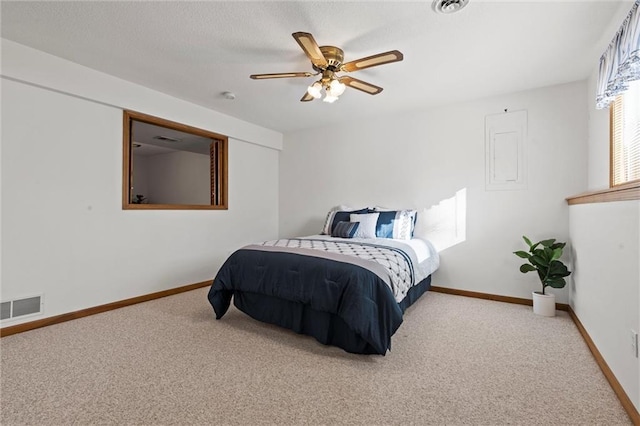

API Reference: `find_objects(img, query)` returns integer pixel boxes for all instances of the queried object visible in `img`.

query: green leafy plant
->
[513,236,572,295]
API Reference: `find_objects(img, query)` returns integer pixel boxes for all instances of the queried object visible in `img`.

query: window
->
[123,110,228,210]
[610,80,640,187]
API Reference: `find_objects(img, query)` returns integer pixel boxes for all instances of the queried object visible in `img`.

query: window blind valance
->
[596,0,640,109]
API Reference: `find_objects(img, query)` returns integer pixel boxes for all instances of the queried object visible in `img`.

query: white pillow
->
[350,213,380,239]
[412,207,430,240]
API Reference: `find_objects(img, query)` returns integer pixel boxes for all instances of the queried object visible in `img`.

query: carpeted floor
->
[0,288,632,425]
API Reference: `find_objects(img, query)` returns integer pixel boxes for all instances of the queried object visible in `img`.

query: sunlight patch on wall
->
[415,188,467,252]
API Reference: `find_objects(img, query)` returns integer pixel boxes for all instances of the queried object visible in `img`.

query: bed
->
[207,208,440,355]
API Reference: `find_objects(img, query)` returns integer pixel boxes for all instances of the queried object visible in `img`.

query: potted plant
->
[513,236,572,317]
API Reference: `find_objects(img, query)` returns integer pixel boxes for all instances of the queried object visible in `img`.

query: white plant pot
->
[532,291,556,317]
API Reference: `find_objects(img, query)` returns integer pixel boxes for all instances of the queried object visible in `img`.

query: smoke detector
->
[433,0,469,14]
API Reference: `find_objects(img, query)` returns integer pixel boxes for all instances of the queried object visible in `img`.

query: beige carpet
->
[0,288,631,425]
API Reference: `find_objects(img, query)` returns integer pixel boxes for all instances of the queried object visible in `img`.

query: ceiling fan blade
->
[292,32,328,69]
[250,72,313,79]
[340,50,404,73]
[300,92,315,102]
[339,76,383,95]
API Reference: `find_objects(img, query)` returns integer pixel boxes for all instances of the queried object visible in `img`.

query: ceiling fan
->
[250,32,404,103]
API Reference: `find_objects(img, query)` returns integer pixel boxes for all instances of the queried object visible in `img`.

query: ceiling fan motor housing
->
[315,46,344,72]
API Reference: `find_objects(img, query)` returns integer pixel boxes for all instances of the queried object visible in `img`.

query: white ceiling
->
[0,1,632,134]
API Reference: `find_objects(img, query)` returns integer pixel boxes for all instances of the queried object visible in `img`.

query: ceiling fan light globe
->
[307,82,322,99]
[329,79,346,96]
[323,95,339,103]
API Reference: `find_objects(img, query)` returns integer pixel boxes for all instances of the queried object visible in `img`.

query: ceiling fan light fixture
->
[307,81,323,99]
[250,32,403,103]
[329,79,346,97]
[323,94,339,103]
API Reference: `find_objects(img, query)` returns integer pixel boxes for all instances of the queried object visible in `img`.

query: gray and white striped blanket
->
[259,238,428,302]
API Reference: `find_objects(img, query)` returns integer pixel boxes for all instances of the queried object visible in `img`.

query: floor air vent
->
[0,296,43,321]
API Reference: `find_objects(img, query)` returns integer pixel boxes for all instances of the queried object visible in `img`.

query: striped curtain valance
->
[596,0,640,109]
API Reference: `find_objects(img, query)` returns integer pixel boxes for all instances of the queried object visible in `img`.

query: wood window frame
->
[567,92,640,205]
[122,110,228,210]
[566,181,640,205]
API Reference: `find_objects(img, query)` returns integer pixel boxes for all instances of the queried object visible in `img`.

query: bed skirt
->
[232,275,432,355]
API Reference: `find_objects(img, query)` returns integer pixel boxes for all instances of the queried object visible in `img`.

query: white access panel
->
[485,110,527,190]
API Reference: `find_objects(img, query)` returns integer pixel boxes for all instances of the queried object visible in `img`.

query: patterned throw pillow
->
[374,209,417,240]
[350,212,380,239]
[321,207,369,235]
[330,221,360,238]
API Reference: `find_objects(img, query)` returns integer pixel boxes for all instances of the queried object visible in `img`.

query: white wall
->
[571,1,640,411]
[586,70,612,190]
[567,64,640,411]
[144,151,210,205]
[280,81,588,303]
[1,39,282,151]
[1,41,281,327]
[569,201,640,410]
[131,154,150,200]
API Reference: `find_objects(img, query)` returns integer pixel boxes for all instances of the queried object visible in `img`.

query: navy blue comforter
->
[208,239,428,354]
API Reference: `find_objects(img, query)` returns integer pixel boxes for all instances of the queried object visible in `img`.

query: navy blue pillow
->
[331,221,360,238]
[329,208,370,234]
[375,211,398,238]
[374,210,418,239]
